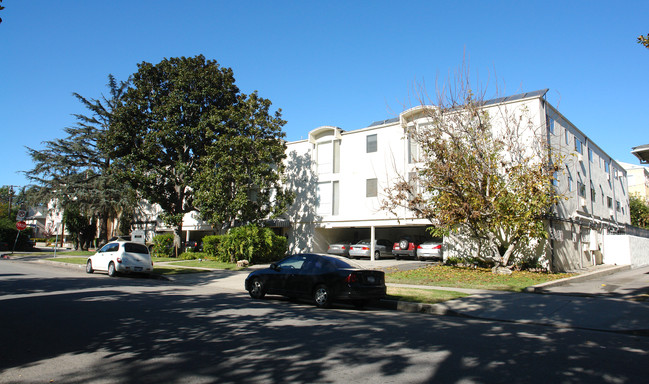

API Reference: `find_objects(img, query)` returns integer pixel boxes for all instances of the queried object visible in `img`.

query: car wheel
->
[85,260,94,274]
[249,278,266,299]
[313,284,332,308]
[399,239,409,250]
[107,262,117,277]
[374,251,381,260]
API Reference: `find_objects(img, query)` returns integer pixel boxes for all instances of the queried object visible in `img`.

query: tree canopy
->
[106,55,291,244]
[638,33,649,49]
[24,75,135,246]
[382,83,561,268]
[629,195,649,229]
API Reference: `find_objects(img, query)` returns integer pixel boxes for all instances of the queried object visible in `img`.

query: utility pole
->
[4,185,21,216]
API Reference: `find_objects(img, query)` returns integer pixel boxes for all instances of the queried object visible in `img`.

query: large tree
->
[107,55,290,251]
[25,75,135,247]
[382,80,561,269]
[194,91,292,231]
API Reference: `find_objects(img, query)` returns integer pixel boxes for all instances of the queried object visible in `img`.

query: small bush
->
[152,234,175,257]
[202,235,223,258]
[218,224,287,264]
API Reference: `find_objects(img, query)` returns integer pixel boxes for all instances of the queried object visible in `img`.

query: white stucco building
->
[280,89,632,271]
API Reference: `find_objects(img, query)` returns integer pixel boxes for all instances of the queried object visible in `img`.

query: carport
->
[314,224,434,261]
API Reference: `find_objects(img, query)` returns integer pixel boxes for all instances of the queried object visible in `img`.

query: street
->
[1,260,648,383]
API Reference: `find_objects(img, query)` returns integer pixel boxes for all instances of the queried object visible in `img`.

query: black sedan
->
[244,253,386,308]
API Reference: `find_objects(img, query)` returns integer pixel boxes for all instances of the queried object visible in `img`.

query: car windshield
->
[355,239,371,245]
[123,243,149,254]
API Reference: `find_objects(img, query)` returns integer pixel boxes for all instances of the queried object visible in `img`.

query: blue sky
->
[1,0,648,188]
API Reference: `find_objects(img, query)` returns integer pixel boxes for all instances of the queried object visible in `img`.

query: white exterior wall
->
[603,235,649,267]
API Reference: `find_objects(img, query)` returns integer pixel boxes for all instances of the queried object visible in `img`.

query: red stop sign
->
[16,221,27,231]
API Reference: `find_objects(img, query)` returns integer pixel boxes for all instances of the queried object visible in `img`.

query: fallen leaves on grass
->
[386,265,573,292]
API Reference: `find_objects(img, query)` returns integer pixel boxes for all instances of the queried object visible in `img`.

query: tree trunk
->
[173,223,182,258]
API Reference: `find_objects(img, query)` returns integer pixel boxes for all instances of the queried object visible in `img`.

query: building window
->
[408,133,419,164]
[366,134,377,153]
[590,183,596,202]
[605,161,610,174]
[567,168,573,192]
[588,148,593,163]
[366,178,378,197]
[317,140,341,175]
[565,129,570,145]
[575,137,583,154]
[616,200,621,212]
[607,196,613,209]
[577,181,586,198]
[317,181,340,216]
[332,181,339,215]
[552,171,559,187]
[548,117,555,134]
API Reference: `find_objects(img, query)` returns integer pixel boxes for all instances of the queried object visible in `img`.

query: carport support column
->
[370,226,376,261]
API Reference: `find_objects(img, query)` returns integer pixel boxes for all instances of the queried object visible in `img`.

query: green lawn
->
[386,287,469,304]
[385,265,573,292]
[165,259,245,270]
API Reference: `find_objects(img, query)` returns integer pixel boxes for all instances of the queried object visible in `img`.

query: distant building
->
[619,162,649,202]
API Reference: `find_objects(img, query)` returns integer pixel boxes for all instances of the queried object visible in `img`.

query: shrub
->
[179,251,200,260]
[202,235,223,258]
[218,224,287,264]
[152,234,175,257]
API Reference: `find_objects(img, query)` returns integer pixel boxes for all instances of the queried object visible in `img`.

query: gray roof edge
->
[366,89,550,128]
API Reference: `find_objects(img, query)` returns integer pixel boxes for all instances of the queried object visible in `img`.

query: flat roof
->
[631,144,649,164]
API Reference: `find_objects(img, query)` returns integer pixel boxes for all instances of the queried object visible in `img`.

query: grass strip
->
[386,286,468,304]
[386,265,573,292]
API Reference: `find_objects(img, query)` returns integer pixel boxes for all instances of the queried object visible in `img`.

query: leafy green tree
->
[194,92,293,231]
[62,205,96,250]
[24,75,136,245]
[107,55,291,252]
[630,195,649,229]
[382,81,561,269]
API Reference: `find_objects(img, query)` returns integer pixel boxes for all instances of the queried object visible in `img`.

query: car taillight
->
[342,246,346,250]
[417,245,423,249]
[433,245,442,249]
[362,246,369,250]
[116,257,122,263]
[345,273,358,284]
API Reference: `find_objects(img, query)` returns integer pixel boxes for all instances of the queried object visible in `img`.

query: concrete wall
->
[603,235,649,267]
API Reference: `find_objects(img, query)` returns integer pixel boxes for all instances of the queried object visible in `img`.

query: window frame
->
[366,134,377,153]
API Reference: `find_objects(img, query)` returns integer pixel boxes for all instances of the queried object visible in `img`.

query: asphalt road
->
[1,260,648,384]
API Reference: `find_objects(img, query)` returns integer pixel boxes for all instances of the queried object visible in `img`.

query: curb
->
[524,264,631,293]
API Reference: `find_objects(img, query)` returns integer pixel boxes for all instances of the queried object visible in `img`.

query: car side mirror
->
[270,263,279,271]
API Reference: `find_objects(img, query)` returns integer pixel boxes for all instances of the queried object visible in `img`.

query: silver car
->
[349,239,393,260]
[416,240,443,261]
[327,242,351,257]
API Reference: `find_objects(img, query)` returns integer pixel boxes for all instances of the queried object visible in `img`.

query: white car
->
[86,241,154,277]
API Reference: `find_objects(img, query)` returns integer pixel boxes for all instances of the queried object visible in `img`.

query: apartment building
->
[619,162,649,201]
[282,89,630,271]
